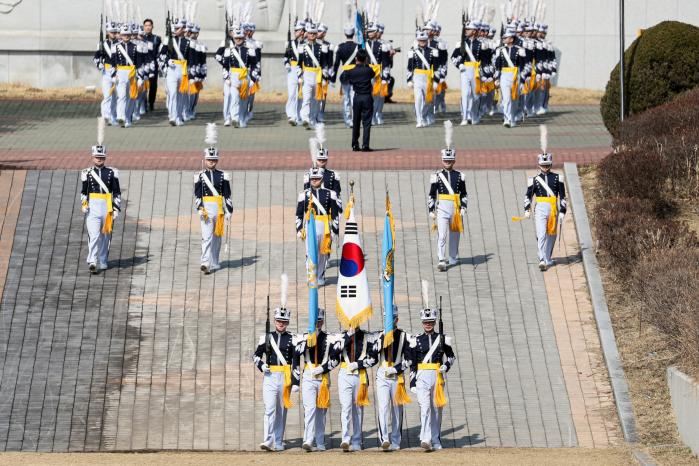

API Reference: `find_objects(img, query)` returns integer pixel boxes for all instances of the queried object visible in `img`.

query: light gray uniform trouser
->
[376,368,403,449]
[436,200,462,263]
[223,72,249,126]
[341,82,354,125]
[100,71,117,122]
[262,370,288,449]
[416,369,443,448]
[302,369,327,448]
[285,66,301,122]
[200,198,222,270]
[166,63,185,123]
[115,68,135,124]
[535,201,557,265]
[459,67,481,124]
[86,197,111,267]
[412,73,428,126]
[338,367,363,449]
[301,70,320,125]
[499,70,517,125]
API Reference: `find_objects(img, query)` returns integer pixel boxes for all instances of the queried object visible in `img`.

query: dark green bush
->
[601,21,699,137]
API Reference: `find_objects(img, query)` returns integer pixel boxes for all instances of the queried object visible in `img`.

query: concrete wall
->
[667,366,699,456]
[1,0,699,91]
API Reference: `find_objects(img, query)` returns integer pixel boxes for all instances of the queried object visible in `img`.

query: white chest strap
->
[90,169,111,194]
[269,333,287,365]
[414,48,430,69]
[201,172,220,197]
[230,46,245,67]
[422,335,441,364]
[536,175,556,197]
[343,46,359,68]
[464,40,477,62]
[304,44,321,68]
[438,172,455,195]
[310,192,327,215]
[291,40,300,61]
[174,38,186,60]
[116,44,134,66]
[502,47,515,68]
[366,42,378,65]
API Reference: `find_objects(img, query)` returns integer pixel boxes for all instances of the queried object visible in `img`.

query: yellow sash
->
[230,67,250,99]
[369,64,382,96]
[117,65,138,99]
[90,193,114,235]
[536,196,558,235]
[415,68,435,103]
[203,195,225,237]
[172,59,189,94]
[315,214,332,255]
[418,363,447,408]
[270,365,293,408]
[302,66,323,100]
[341,362,370,406]
[307,363,331,408]
[438,194,464,233]
[464,61,483,94]
[502,66,519,100]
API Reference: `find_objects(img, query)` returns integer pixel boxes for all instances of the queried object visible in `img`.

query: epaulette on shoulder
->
[258,335,266,346]
[80,169,89,181]
[224,171,231,181]
[194,171,204,182]
[527,176,534,186]
[110,167,119,178]
[366,331,382,344]
[444,335,453,346]
[430,173,438,184]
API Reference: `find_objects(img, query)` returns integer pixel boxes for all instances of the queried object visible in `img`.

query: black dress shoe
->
[352,146,361,152]
[361,147,372,152]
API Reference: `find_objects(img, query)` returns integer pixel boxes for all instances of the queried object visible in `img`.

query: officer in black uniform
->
[344,49,375,152]
[142,19,162,111]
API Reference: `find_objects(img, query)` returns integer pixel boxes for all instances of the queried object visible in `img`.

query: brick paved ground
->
[0,169,620,451]
[0,102,610,170]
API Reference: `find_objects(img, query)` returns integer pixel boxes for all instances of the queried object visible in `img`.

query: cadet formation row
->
[93,0,557,130]
[80,117,566,451]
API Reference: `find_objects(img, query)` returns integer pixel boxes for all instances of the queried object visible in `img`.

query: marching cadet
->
[81,118,121,273]
[110,24,145,128]
[302,124,342,212]
[428,121,468,272]
[194,124,233,274]
[493,26,529,128]
[253,274,301,452]
[407,29,441,128]
[336,325,378,452]
[427,22,449,117]
[372,306,411,451]
[296,161,340,286]
[132,24,151,121]
[216,26,258,128]
[185,23,206,122]
[94,19,119,126]
[244,22,263,126]
[534,23,556,115]
[451,20,485,126]
[316,23,332,123]
[366,22,391,126]
[284,20,306,126]
[160,18,196,126]
[298,22,331,129]
[295,309,340,452]
[523,125,567,271]
[332,25,359,128]
[408,281,456,452]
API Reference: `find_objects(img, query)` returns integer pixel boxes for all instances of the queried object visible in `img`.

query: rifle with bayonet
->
[285,13,292,55]
[265,295,271,360]
[166,10,175,56]
[439,296,444,355]
[225,14,231,49]
[99,14,106,60]
[460,10,467,58]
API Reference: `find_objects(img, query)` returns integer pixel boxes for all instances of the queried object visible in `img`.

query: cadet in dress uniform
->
[284,21,306,126]
[407,30,441,128]
[534,24,556,115]
[408,282,456,452]
[426,21,449,117]
[298,22,331,129]
[366,23,391,126]
[94,20,119,126]
[428,122,468,272]
[316,23,333,123]
[185,23,206,122]
[160,18,197,126]
[244,22,263,126]
[81,118,121,273]
[253,274,301,452]
[332,25,359,127]
[523,126,567,271]
[110,24,145,128]
[452,21,486,126]
[216,26,258,128]
[372,306,411,451]
[194,124,233,274]
[302,124,342,213]
[336,326,378,452]
[494,26,530,128]
[295,309,341,452]
[296,164,340,286]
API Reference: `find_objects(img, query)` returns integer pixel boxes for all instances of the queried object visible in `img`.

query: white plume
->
[303,0,309,20]
[243,1,253,22]
[190,1,198,21]
[314,123,326,147]
[205,123,218,146]
[291,0,297,20]
[421,280,430,309]
[539,124,548,154]
[315,0,325,23]
[309,137,320,167]
[136,4,142,22]
[432,0,440,20]
[539,4,546,23]
[97,117,105,146]
[280,273,289,308]
[444,120,453,149]
[485,6,495,24]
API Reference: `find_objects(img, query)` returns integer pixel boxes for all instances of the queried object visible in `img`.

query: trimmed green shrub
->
[601,21,699,137]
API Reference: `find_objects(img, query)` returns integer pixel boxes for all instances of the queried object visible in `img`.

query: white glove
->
[199,209,208,221]
[297,231,303,239]
[429,212,437,221]
[169,60,176,69]
[112,210,119,220]
[285,64,291,72]
[291,385,300,393]
[494,80,500,87]
[384,367,397,376]
[381,79,387,85]
[432,82,439,91]
[111,77,117,84]
[460,207,466,216]
[346,362,359,372]
[81,206,89,214]
[558,213,565,225]
[98,63,105,71]
[261,363,270,374]
[312,366,324,376]
[459,64,466,71]
[410,386,418,394]
[407,81,414,88]
[439,364,448,374]
[524,210,531,219]
[137,78,143,87]
[298,78,303,85]
[225,212,231,220]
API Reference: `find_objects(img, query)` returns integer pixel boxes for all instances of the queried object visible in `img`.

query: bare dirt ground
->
[0,448,636,466]
[580,166,699,466]
[0,83,602,105]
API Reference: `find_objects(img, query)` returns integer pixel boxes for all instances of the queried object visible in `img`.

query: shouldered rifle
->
[166,11,175,56]
[225,17,231,48]
[460,10,466,58]
[439,296,444,355]
[265,295,271,360]
[285,13,292,55]
[99,14,105,58]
